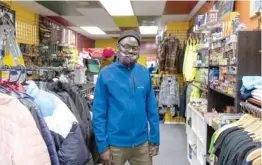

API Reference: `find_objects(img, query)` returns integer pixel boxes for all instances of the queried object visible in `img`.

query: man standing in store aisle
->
[93,30,160,165]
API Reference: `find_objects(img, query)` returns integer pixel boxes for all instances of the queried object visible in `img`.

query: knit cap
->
[118,30,141,45]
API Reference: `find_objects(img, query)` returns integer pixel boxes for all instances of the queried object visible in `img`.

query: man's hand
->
[100,149,113,165]
[149,144,159,157]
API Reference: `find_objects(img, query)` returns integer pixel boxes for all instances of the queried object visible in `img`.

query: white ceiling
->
[16,1,58,16]
[16,0,206,39]
[132,0,167,16]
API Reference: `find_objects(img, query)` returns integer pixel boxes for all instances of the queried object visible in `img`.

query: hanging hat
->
[102,47,115,58]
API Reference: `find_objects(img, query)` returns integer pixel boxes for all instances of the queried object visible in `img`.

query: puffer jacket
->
[24,81,89,165]
[159,76,180,107]
[47,81,95,165]
[58,123,89,165]
[0,93,51,165]
[18,92,60,165]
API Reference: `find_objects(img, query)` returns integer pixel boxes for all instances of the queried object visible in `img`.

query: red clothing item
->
[0,80,25,92]
[102,47,115,58]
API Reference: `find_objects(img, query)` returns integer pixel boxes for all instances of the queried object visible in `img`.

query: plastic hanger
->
[247,149,262,162]
[11,65,23,86]
[252,156,261,165]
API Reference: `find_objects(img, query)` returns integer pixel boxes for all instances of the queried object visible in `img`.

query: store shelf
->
[248,98,262,107]
[196,47,209,52]
[209,64,237,67]
[223,48,235,54]
[210,87,234,99]
[194,21,221,34]
[193,66,209,68]
[209,36,228,43]
[211,46,222,50]
[192,83,208,92]
[194,80,207,85]
[224,73,236,75]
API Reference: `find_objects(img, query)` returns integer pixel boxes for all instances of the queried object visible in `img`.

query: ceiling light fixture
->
[139,26,158,35]
[100,0,134,16]
[80,26,106,35]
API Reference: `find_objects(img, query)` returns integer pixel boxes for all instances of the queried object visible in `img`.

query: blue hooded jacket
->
[93,60,160,153]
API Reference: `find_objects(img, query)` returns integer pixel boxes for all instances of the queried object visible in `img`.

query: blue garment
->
[19,93,60,165]
[243,160,252,165]
[93,60,160,153]
[24,81,56,117]
[240,76,262,94]
[24,81,90,164]
[148,66,155,73]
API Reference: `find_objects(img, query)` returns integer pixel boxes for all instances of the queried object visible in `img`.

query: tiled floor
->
[97,123,189,165]
[125,123,189,165]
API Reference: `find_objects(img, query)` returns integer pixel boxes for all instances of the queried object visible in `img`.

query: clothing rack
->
[0,65,74,81]
[0,66,71,71]
[240,101,262,118]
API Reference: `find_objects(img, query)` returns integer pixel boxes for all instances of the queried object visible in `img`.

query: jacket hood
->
[24,80,40,99]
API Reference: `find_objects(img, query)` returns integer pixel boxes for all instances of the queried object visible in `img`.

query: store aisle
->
[153,123,189,165]
[124,123,189,165]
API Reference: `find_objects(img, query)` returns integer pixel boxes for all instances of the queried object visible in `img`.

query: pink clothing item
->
[0,80,25,92]
[0,93,51,165]
[102,47,115,58]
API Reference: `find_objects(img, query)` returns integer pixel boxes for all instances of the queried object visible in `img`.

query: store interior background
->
[1,0,258,66]
[0,1,261,165]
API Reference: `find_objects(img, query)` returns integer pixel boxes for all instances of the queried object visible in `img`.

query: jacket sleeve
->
[92,73,109,153]
[146,74,160,146]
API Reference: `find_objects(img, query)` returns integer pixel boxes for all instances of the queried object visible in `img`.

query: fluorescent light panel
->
[100,0,134,16]
[139,26,158,35]
[81,26,106,35]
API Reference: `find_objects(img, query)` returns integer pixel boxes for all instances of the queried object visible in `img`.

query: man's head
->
[117,30,141,66]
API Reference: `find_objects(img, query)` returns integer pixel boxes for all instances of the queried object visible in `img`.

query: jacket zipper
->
[128,67,135,148]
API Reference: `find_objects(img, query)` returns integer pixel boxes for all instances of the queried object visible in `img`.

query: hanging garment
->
[46,81,95,163]
[164,37,180,72]
[184,44,197,81]
[178,42,186,74]
[58,123,89,165]
[18,92,60,165]
[213,126,262,165]
[186,84,193,106]
[159,76,179,107]
[158,36,181,73]
[182,41,190,77]
[44,81,96,164]
[240,76,262,94]
[0,93,51,165]
[179,84,188,117]
[46,81,92,144]
[24,80,89,165]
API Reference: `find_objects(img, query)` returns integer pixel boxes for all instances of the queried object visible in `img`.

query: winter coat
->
[179,85,188,117]
[58,123,89,165]
[159,76,180,107]
[93,60,160,153]
[0,93,51,165]
[18,92,60,165]
[47,81,92,144]
[24,81,89,165]
[46,81,95,165]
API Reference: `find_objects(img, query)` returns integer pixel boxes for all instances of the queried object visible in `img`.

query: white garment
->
[159,76,179,107]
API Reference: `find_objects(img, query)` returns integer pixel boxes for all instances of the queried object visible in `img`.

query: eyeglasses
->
[119,43,140,52]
